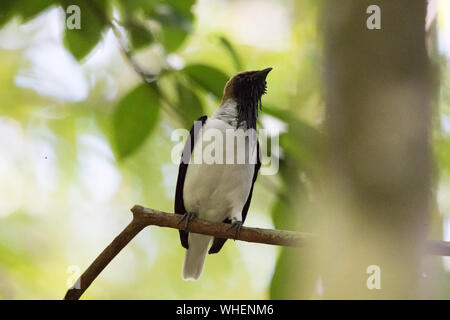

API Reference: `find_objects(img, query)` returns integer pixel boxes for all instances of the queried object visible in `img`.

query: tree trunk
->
[319,0,432,298]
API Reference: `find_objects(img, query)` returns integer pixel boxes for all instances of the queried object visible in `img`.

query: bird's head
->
[221,68,272,129]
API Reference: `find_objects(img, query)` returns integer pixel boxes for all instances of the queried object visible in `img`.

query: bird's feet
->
[227,219,243,240]
[177,212,197,231]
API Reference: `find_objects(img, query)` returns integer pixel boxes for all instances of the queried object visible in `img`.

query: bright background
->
[0,0,449,299]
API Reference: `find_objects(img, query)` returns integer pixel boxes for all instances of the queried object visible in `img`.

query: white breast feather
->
[183,99,257,223]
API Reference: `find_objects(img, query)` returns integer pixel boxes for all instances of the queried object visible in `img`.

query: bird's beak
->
[256,67,272,80]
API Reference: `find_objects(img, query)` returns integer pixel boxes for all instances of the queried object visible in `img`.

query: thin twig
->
[109,21,182,121]
[87,0,182,120]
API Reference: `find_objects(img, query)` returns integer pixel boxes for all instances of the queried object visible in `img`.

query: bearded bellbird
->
[174,68,272,280]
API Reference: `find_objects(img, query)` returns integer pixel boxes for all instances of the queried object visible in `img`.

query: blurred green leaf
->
[153,0,195,52]
[176,81,204,128]
[117,0,195,52]
[183,64,229,99]
[0,0,54,27]
[435,136,450,174]
[62,0,106,61]
[19,0,54,21]
[0,0,15,28]
[262,105,299,124]
[263,105,322,166]
[218,36,243,71]
[112,84,161,159]
[165,0,196,13]
[118,0,154,13]
[128,22,154,51]
[160,25,188,53]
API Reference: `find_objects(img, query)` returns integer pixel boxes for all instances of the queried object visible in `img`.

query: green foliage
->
[0,0,14,27]
[112,83,161,159]
[218,36,243,71]
[0,0,54,27]
[183,64,229,100]
[128,22,154,51]
[159,25,188,53]
[176,81,204,128]
[0,0,340,300]
[265,106,322,169]
[18,0,55,21]
[119,0,195,53]
[153,0,195,52]
[61,0,107,61]
[118,0,154,14]
[436,136,450,173]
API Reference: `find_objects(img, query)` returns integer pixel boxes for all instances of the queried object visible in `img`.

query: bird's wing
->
[175,115,208,249]
[208,141,261,254]
[175,116,208,249]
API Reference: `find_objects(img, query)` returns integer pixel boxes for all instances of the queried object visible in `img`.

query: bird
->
[174,67,272,280]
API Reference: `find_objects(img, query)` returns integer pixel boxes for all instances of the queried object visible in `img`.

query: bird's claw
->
[227,220,243,240]
[178,212,197,231]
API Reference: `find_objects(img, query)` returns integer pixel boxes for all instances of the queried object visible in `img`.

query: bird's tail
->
[182,233,211,281]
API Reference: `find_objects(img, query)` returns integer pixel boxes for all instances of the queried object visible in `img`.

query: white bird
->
[174,68,272,280]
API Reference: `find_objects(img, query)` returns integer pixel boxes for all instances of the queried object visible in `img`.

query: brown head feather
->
[220,68,272,129]
[221,70,259,103]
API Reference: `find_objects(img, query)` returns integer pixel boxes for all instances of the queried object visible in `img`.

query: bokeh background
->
[0,0,449,299]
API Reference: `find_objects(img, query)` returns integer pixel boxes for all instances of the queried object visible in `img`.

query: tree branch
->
[63,204,450,300]
[63,205,313,300]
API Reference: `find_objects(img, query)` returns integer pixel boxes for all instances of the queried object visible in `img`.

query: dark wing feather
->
[174,115,208,249]
[209,141,261,254]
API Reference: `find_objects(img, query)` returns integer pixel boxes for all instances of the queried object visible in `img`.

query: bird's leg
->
[177,212,197,231]
[227,217,243,240]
